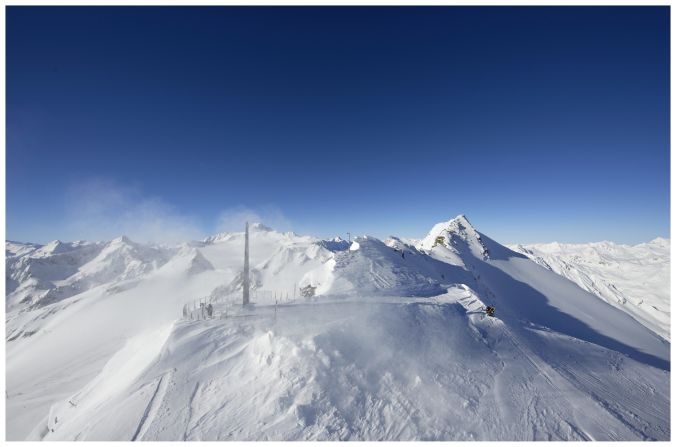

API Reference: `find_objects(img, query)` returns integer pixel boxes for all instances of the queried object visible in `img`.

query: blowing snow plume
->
[62,179,203,244]
[215,206,293,234]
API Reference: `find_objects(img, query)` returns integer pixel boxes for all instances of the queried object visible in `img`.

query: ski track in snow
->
[131,370,171,441]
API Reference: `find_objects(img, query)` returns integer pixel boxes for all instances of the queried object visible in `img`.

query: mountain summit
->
[418,214,490,261]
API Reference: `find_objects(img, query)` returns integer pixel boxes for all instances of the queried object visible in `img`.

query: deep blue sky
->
[7,7,670,244]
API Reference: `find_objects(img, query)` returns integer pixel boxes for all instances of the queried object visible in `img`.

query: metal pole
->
[243,222,250,306]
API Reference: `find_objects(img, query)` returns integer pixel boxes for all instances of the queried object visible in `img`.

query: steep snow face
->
[31,240,90,258]
[6,241,42,258]
[71,237,174,287]
[6,241,105,309]
[418,214,492,265]
[317,237,350,252]
[509,239,670,340]
[158,245,215,276]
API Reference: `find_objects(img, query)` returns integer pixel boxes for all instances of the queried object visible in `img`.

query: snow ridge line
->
[131,370,171,441]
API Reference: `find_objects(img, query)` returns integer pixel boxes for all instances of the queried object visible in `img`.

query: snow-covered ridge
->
[6,240,42,258]
[5,237,176,311]
[418,214,490,261]
[202,222,306,245]
[317,236,350,252]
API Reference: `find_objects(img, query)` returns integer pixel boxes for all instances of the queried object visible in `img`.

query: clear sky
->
[7,7,670,245]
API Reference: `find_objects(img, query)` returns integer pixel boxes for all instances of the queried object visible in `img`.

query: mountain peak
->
[33,239,71,257]
[448,214,475,230]
[43,239,64,250]
[648,237,669,246]
[418,214,490,260]
[171,246,215,275]
[110,235,134,246]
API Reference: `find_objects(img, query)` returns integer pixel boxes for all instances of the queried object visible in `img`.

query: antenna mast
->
[243,221,250,306]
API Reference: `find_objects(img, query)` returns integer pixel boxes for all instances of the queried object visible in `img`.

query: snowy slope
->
[419,216,669,369]
[5,217,671,441]
[6,244,225,440]
[38,291,669,441]
[509,239,670,340]
[6,240,42,258]
[314,236,473,297]
[6,237,175,311]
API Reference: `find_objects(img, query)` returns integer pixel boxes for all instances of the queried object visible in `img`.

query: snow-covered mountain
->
[6,237,175,311]
[5,217,670,441]
[510,238,670,340]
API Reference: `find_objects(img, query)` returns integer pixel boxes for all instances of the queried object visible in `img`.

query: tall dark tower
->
[243,221,250,305]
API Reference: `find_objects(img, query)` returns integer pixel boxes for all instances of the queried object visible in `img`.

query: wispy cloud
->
[215,205,293,233]
[63,178,203,244]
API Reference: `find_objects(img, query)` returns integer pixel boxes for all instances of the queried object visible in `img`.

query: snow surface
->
[5,217,670,441]
[509,239,670,340]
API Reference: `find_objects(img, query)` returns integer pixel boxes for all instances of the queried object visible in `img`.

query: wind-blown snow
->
[5,217,670,441]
